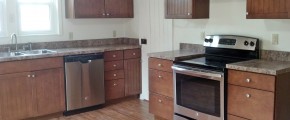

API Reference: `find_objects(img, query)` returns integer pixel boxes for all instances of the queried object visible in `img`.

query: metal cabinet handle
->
[158,64,162,67]
[158,99,162,103]
[113,64,117,67]
[158,75,162,78]
[133,53,136,55]
[246,94,251,98]
[102,13,106,16]
[84,97,88,100]
[113,74,117,77]
[246,12,249,15]
[113,55,116,58]
[32,75,35,78]
[187,13,191,16]
[27,75,31,78]
[113,83,117,86]
[107,13,110,16]
[246,78,251,83]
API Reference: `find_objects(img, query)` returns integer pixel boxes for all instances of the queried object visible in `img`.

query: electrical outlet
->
[69,32,74,40]
[201,32,206,39]
[113,30,117,37]
[272,34,279,45]
[141,38,147,44]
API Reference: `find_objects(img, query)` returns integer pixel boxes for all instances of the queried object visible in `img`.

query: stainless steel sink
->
[19,49,57,55]
[0,52,24,57]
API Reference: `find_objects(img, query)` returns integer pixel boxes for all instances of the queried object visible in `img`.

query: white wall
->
[0,0,130,44]
[173,0,290,51]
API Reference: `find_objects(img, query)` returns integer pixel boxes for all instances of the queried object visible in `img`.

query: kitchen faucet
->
[10,33,18,51]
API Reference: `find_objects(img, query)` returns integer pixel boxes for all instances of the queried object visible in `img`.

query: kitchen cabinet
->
[0,73,35,120]
[165,0,209,19]
[247,0,290,19]
[227,69,290,120]
[104,50,125,100]
[66,0,133,18]
[104,48,141,100]
[0,57,65,120]
[149,57,174,120]
[124,49,141,96]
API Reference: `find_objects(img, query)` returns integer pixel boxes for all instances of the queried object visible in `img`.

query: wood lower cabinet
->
[165,0,209,19]
[34,68,65,116]
[104,48,141,100]
[0,72,36,120]
[246,0,290,19]
[228,69,290,120]
[149,57,174,120]
[66,0,133,18]
[0,57,65,120]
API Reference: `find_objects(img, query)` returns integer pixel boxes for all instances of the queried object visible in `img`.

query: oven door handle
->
[172,66,223,79]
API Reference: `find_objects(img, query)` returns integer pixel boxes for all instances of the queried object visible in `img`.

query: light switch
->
[272,34,279,45]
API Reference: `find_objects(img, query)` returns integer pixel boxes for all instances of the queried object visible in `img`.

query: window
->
[17,0,59,35]
[0,0,5,36]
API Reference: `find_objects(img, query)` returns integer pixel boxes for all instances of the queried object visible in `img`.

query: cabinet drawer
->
[124,48,141,59]
[228,70,275,92]
[105,79,125,100]
[228,85,274,120]
[228,114,248,120]
[104,50,124,61]
[149,58,173,72]
[0,57,63,75]
[105,70,124,80]
[105,60,124,71]
[149,92,173,120]
[149,69,173,97]
[30,57,63,71]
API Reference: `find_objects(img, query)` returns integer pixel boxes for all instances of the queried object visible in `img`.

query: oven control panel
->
[204,35,258,51]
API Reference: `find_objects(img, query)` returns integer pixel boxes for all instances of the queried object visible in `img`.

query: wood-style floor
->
[49,99,155,120]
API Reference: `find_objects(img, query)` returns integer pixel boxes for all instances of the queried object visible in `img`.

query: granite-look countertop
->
[226,59,290,75]
[0,44,141,62]
[147,50,204,61]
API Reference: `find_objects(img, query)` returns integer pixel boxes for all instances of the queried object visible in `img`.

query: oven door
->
[172,66,224,120]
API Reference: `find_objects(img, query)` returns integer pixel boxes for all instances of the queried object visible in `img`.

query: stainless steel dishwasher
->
[64,53,105,113]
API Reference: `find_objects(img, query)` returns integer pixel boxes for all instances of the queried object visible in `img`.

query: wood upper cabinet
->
[74,0,105,18]
[165,0,209,19]
[247,0,290,19]
[0,72,36,120]
[34,68,65,116]
[66,0,133,18]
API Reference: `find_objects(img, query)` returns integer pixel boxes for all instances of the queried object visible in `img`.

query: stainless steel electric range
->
[172,35,260,120]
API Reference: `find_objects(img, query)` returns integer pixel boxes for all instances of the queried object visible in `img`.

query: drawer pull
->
[246,78,251,83]
[196,112,199,116]
[133,53,136,55]
[158,64,162,67]
[113,64,117,67]
[113,83,117,86]
[27,75,31,78]
[113,74,117,77]
[158,99,162,103]
[32,75,35,78]
[158,75,162,78]
[246,94,251,98]
[113,55,116,58]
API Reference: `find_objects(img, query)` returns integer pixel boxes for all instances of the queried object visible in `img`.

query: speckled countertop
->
[226,59,290,75]
[147,50,204,61]
[0,44,140,62]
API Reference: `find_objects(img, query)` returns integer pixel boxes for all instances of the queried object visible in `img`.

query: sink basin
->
[0,52,24,57]
[20,49,57,55]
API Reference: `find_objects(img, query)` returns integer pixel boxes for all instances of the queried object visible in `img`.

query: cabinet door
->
[105,0,133,18]
[165,0,209,19]
[34,68,65,116]
[124,58,141,96]
[247,0,290,19]
[166,0,193,19]
[0,72,36,120]
[74,0,105,18]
